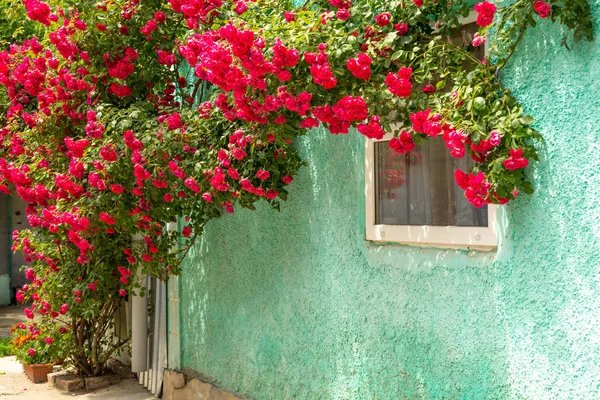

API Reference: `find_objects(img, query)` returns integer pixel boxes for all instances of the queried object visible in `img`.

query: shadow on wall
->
[178,127,517,398]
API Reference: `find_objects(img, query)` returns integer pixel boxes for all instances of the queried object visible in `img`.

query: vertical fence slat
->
[135,277,168,397]
[145,276,152,389]
[155,280,167,397]
[151,282,161,395]
[135,276,168,396]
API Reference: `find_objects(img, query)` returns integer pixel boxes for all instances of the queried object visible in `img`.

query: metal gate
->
[138,276,168,397]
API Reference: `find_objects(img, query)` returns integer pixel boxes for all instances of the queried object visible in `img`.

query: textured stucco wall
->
[178,6,600,399]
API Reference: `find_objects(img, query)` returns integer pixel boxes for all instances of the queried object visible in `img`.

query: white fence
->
[138,276,168,397]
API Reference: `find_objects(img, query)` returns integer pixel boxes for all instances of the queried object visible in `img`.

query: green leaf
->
[496,187,507,198]
[520,115,535,125]
[118,119,132,130]
[383,32,398,47]
[522,182,534,195]
[473,97,486,110]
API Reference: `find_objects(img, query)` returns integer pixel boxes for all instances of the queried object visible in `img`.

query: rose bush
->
[0,0,592,376]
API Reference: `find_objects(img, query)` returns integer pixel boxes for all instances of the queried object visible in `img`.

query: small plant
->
[10,322,69,365]
[0,337,12,357]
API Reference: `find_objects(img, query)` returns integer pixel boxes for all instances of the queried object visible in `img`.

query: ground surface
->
[0,307,154,399]
[0,306,25,338]
[0,356,155,399]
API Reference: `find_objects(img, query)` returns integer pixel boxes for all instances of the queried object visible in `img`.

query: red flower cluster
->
[23,0,53,26]
[110,82,133,97]
[454,170,491,208]
[442,126,467,159]
[314,95,372,136]
[346,53,372,80]
[272,39,299,81]
[106,53,136,79]
[157,50,177,66]
[357,116,385,140]
[312,105,347,134]
[389,132,415,155]
[386,67,412,98]
[180,25,308,124]
[503,148,529,170]
[470,131,501,162]
[168,0,224,28]
[332,96,368,122]
[410,109,442,137]
[305,45,337,90]
[474,1,497,27]
[329,0,352,20]
[85,111,105,139]
[99,212,116,225]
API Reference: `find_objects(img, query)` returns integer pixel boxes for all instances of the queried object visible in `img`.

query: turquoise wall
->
[178,6,600,399]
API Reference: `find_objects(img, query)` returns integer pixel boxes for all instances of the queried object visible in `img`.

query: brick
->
[47,371,67,387]
[85,374,121,390]
[54,374,84,392]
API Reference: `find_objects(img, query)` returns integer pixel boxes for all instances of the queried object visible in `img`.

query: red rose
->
[375,12,391,27]
[503,148,529,170]
[256,170,271,181]
[109,83,133,97]
[154,11,166,23]
[166,113,183,130]
[99,212,115,225]
[394,23,409,35]
[533,1,551,18]
[474,1,497,27]
[284,12,295,22]
[422,84,436,93]
[389,131,415,155]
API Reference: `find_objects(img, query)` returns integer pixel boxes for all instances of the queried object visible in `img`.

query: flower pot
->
[22,363,53,383]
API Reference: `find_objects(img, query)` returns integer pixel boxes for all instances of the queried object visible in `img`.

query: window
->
[365,17,497,250]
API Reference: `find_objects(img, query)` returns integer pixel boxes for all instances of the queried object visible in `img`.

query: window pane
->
[374,140,488,227]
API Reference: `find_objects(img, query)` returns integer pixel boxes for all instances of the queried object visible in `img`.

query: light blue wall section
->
[0,275,10,305]
[178,5,600,399]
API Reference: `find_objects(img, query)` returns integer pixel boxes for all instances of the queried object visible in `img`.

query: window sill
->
[366,220,498,252]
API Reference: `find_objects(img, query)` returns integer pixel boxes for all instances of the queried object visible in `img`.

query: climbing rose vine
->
[0,0,592,376]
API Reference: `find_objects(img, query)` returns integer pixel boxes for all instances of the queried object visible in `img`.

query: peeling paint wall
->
[178,6,600,399]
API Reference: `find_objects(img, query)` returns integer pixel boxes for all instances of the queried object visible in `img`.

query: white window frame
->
[364,13,497,251]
